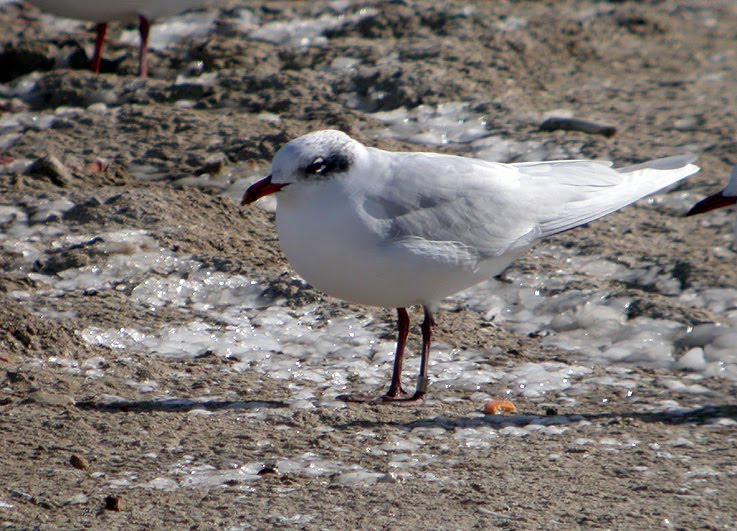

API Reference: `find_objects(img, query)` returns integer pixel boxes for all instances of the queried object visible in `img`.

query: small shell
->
[483,400,517,415]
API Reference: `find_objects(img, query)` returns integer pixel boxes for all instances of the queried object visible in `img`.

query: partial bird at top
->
[243,130,700,403]
[25,0,213,76]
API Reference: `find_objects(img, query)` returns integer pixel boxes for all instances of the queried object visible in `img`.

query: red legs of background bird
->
[91,22,108,74]
[90,17,150,77]
[138,15,151,77]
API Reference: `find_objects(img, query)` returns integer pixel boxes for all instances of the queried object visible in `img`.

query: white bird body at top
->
[25,0,207,23]
[244,130,700,402]
[25,0,212,76]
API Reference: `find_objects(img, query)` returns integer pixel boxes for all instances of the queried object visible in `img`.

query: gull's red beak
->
[242,175,288,206]
[686,191,737,217]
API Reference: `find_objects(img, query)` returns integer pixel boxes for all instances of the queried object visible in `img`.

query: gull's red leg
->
[410,305,435,401]
[338,307,410,403]
[383,308,410,399]
[381,306,433,403]
[138,15,150,77]
[339,307,432,404]
[91,22,107,73]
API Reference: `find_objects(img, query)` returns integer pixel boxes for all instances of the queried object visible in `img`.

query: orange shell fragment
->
[483,399,517,415]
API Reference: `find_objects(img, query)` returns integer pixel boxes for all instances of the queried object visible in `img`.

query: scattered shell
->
[483,400,517,415]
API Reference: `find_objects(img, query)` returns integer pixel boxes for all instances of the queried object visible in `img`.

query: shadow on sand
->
[75,397,291,413]
[332,404,737,431]
[75,396,736,432]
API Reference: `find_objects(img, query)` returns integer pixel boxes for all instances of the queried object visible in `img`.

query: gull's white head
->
[242,130,358,205]
[271,130,357,184]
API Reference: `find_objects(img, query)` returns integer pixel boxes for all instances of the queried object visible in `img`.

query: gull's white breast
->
[275,178,514,308]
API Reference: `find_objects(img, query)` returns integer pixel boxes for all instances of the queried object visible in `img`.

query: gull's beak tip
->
[242,175,285,207]
[241,188,256,207]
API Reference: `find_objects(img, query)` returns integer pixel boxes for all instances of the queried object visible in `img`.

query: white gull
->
[244,130,699,402]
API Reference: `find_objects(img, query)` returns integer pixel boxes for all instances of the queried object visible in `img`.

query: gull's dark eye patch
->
[305,157,328,176]
[302,152,353,179]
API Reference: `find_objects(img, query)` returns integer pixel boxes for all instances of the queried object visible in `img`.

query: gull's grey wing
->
[360,153,539,262]
[359,151,698,262]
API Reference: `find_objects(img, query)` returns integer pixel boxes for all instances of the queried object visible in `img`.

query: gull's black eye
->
[305,157,329,176]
